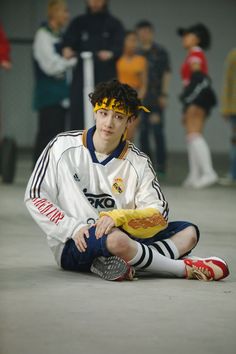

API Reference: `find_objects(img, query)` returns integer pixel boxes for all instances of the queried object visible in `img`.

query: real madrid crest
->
[112,177,125,194]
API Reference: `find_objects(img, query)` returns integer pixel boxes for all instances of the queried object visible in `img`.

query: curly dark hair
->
[89,79,142,118]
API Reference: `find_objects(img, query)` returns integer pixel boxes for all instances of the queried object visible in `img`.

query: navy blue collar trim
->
[86,126,126,165]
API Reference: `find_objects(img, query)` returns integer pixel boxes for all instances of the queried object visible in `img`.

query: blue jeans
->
[230,115,236,180]
[61,221,199,273]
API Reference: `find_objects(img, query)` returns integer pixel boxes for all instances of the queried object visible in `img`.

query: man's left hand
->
[95,215,115,239]
[97,50,113,61]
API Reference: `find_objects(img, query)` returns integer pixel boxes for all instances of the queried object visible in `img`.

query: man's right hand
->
[73,226,90,252]
[63,47,76,59]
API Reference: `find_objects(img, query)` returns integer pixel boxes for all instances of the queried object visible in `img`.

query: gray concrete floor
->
[0,152,236,354]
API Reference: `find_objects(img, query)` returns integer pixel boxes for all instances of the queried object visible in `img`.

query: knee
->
[187,226,199,248]
[106,231,131,256]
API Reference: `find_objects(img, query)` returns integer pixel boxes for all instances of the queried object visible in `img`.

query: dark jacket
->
[63,8,125,83]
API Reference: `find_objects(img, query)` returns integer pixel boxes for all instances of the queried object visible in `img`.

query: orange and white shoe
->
[184,257,229,281]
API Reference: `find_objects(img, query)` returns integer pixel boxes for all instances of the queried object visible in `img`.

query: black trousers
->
[139,108,167,174]
[33,105,67,165]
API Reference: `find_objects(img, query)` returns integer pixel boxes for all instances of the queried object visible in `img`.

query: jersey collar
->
[82,126,128,165]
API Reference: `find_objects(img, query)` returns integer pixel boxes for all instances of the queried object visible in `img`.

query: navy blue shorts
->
[61,221,199,272]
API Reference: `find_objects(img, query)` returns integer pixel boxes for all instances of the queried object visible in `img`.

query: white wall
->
[0,0,235,151]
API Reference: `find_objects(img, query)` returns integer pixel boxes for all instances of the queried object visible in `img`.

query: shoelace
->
[192,263,213,281]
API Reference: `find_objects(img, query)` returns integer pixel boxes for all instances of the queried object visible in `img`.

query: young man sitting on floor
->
[25,79,229,281]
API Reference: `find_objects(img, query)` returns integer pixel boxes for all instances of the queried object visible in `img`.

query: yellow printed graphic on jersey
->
[100,208,168,238]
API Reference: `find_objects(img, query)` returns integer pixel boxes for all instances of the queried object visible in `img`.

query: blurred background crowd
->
[0,0,236,187]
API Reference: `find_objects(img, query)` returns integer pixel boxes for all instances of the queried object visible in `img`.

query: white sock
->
[190,133,217,176]
[128,242,185,278]
[152,239,180,259]
[186,134,200,182]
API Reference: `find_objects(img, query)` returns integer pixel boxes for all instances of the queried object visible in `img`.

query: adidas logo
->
[73,173,80,182]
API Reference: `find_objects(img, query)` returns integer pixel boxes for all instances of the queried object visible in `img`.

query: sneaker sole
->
[90,256,130,281]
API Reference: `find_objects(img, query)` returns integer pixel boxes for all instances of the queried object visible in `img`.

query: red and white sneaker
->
[184,257,229,281]
[90,256,135,281]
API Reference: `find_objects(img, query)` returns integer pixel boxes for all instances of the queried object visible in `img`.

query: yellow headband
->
[93,98,150,116]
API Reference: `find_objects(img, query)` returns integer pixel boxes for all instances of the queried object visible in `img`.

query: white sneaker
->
[182,175,198,188]
[193,172,218,189]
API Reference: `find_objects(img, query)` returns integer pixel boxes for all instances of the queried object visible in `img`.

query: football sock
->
[151,239,179,259]
[128,242,185,277]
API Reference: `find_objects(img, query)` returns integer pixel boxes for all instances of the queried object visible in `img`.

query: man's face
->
[94,109,129,143]
[137,27,154,45]
[87,0,107,13]
[54,5,70,27]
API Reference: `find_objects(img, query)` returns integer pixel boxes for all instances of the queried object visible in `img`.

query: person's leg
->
[61,224,229,281]
[184,132,201,187]
[61,226,134,280]
[103,223,196,278]
[104,222,229,281]
[230,115,236,180]
[184,105,218,188]
[69,67,84,130]
[33,105,67,164]
[126,222,198,277]
[139,111,151,157]
[151,110,167,174]
[127,116,140,141]
[61,226,111,272]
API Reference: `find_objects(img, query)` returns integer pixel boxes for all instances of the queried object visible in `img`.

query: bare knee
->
[171,225,198,257]
[186,226,198,249]
[106,230,132,256]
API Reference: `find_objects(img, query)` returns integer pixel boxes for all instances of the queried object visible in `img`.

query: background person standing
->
[177,23,218,188]
[136,20,171,176]
[0,22,17,184]
[32,0,77,164]
[116,30,147,140]
[62,0,125,130]
[220,48,236,186]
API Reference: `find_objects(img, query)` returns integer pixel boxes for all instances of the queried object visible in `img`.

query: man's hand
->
[63,47,76,59]
[73,226,90,252]
[1,60,12,70]
[97,50,113,61]
[95,215,115,239]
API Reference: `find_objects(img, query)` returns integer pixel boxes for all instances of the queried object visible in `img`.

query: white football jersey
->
[25,127,169,265]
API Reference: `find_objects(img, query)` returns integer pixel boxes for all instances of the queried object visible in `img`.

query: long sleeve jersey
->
[25,127,169,265]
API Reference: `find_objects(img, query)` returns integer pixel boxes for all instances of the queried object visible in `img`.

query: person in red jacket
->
[177,23,218,189]
[0,23,16,184]
[0,23,12,70]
